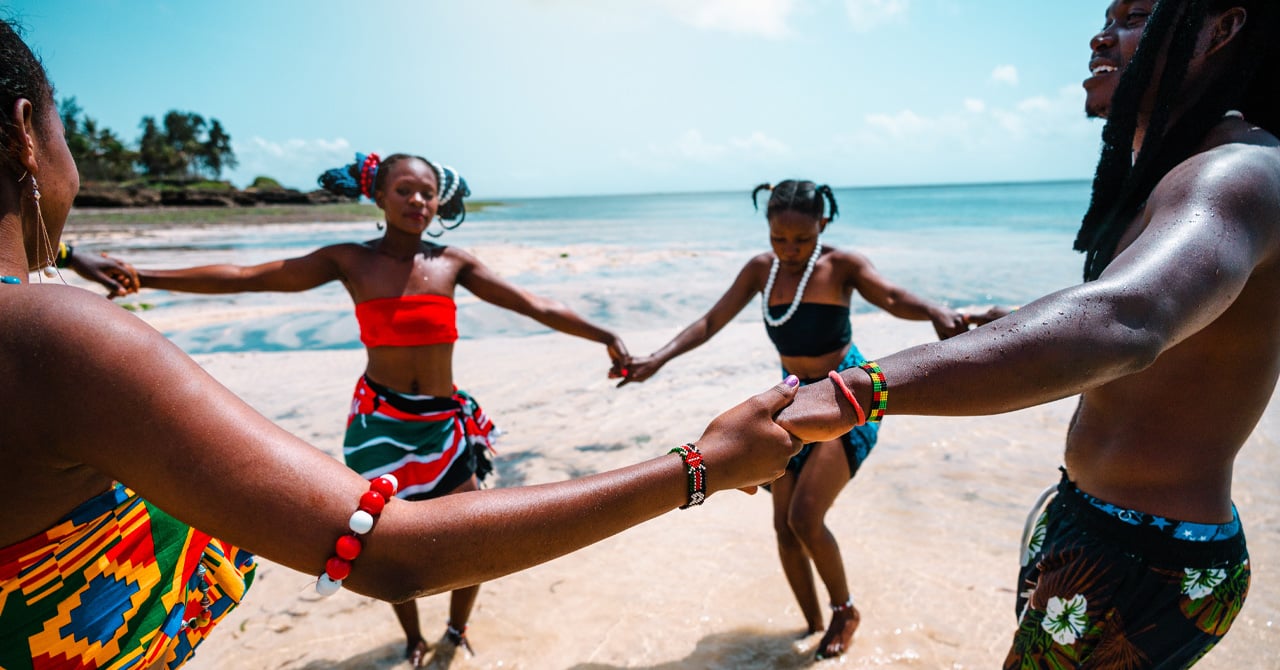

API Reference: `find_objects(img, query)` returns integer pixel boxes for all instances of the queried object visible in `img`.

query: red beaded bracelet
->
[669,443,706,509]
[827,370,866,426]
[316,474,398,596]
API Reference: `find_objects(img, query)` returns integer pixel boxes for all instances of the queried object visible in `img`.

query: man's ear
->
[1205,7,1247,57]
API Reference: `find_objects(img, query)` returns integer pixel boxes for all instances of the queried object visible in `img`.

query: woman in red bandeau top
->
[126,152,629,664]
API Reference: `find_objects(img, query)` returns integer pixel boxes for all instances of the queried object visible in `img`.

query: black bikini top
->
[764,303,852,357]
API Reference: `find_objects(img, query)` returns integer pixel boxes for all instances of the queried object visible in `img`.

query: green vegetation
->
[250,176,283,190]
[62,98,239,185]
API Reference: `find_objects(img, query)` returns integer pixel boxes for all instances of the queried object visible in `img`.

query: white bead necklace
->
[761,241,823,327]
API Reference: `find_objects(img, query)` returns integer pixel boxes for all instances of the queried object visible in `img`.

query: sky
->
[12,1,1110,199]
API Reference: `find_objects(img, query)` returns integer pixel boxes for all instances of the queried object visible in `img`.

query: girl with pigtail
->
[621,179,968,660]
[118,152,632,664]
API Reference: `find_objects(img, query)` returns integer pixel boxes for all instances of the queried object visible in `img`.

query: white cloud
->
[226,137,355,190]
[1016,96,1053,113]
[991,64,1020,86]
[654,0,800,39]
[838,84,1093,157]
[844,0,909,33]
[730,131,790,154]
[622,129,790,170]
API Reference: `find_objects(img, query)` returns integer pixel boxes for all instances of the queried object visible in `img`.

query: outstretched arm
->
[780,146,1280,442]
[133,246,345,294]
[17,286,802,602]
[66,248,140,298]
[620,258,766,386]
[844,251,967,339]
[457,250,629,374]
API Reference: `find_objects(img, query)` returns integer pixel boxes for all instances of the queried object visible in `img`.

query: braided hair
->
[318,152,471,226]
[751,179,840,221]
[0,20,54,177]
[1075,0,1280,280]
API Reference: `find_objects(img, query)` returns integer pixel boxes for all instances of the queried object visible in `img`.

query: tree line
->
[61,97,238,183]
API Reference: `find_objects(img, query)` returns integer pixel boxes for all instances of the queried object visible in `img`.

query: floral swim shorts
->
[1005,470,1249,669]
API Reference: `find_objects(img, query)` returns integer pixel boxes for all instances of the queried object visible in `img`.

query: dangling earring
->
[376,220,385,231]
[22,173,61,281]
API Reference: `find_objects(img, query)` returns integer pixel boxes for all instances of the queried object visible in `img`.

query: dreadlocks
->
[1075,0,1280,281]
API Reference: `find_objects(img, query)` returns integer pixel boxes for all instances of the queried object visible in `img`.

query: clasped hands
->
[679,376,857,495]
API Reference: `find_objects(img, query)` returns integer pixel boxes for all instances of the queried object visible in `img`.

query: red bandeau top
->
[354,294,459,347]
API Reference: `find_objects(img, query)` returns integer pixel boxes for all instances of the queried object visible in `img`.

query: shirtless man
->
[777,0,1279,665]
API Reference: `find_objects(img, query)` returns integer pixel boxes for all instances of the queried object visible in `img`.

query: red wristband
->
[828,370,866,426]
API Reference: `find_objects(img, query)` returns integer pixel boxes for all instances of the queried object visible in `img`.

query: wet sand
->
[109,308,1277,670]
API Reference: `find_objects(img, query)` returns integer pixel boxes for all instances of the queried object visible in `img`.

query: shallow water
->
[75,181,1090,354]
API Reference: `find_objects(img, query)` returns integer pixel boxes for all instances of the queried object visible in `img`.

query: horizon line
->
[480,177,1092,203]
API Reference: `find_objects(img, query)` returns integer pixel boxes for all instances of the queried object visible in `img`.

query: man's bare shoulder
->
[1152,137,1280,225]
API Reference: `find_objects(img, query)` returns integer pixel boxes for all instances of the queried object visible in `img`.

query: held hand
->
[931,308,969,340]
[69,252,140,298]
[695,376,803,493]
[775,378,856,444]
[605,336,631,380]
[615,354,664,387]
[961,305,1016,328]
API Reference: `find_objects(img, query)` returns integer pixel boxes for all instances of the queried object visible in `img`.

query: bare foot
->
[405,638,430,667]
[814,604,860,660]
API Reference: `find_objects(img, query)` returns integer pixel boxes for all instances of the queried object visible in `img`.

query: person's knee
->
[786,505,827,542]
[773,513,799,540]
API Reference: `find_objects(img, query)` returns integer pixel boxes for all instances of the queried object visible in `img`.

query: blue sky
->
[14,1,1108,198]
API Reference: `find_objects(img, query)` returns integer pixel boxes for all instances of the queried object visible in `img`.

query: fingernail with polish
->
[784,375,799,388]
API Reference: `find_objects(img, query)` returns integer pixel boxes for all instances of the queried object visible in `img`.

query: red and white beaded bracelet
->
[316,474,398,596]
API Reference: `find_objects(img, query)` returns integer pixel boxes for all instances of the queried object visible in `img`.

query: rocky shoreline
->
[74,181,354,209]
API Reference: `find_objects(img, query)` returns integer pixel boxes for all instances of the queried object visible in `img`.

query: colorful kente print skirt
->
[1006,470,1249,669]
[343,375,498,501]
[0,483,256,669]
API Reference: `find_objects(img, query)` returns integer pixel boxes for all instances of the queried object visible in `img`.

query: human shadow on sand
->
[567,627,822,669]
[297,636,467,670]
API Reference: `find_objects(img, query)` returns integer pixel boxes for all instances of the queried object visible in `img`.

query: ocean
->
[95,180,1093,354]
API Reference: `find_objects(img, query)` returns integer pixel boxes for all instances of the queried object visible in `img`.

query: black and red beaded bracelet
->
[668,443,706,509]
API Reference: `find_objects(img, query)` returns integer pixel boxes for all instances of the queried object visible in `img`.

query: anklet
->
[446,621,475,654]
[858,361,888,423]
[831,597,855,613]
[316,474,398,596]
[668,443,706,508]
[827,371,866,426]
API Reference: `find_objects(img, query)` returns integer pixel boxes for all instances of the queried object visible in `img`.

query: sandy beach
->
[96,291,1278,669]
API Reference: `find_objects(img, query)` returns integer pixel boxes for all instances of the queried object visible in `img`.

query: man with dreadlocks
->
[774,0,1280,666]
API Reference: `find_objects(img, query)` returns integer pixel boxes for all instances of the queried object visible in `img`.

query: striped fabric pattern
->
[343,376,497,500]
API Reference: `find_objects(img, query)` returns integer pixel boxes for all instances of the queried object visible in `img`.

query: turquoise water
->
[111,180,1093,353]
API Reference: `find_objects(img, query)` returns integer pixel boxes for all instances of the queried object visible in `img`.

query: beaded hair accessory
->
[427,161,472,233]
[357,153,380,199]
